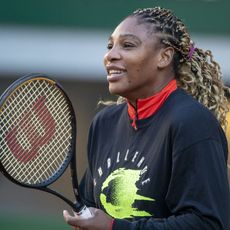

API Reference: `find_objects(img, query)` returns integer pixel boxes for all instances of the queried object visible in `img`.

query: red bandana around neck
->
[127,79,177,129]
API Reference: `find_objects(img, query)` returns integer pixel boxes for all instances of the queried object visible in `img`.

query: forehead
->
[110,16,157,42]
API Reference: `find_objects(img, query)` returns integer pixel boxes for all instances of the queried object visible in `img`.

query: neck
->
[128,77,175,108]
[127,79,177,130]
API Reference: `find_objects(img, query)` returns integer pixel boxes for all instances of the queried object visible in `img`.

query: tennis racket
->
[0,73,92,218]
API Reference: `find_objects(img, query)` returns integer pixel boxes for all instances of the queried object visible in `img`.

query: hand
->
[63,207,114,230]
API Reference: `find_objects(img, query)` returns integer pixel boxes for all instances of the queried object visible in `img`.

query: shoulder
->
[87,103,127,159]
[88,102,127,133]
[169,89,219,127]
[167,89,226,150]
[93,102,126,123]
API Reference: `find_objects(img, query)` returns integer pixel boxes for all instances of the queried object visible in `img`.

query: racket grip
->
[74,205,93,219]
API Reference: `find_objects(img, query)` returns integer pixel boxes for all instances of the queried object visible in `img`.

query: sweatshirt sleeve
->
[112,139,230,230]
[78,120,97,208]
[78,168,96,208]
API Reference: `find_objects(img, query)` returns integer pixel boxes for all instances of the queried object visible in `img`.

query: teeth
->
[109,70,123,74]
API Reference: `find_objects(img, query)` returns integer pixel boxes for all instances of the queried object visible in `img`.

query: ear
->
[157,47,174,69]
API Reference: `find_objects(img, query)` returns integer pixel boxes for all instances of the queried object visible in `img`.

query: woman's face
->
[104,16,166,102]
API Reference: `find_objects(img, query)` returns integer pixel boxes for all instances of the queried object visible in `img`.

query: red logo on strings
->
[5,96,56,163]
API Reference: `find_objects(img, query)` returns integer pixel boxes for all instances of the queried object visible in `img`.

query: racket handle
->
[74,205,93,219]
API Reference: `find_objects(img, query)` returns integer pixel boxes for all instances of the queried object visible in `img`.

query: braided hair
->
[112,7,229,129]
[132,7,230,128]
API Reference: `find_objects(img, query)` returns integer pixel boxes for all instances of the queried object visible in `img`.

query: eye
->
[107,43,113,50]
[123,42,136,49]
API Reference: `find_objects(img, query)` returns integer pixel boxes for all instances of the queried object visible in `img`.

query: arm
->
[78,168,96,208]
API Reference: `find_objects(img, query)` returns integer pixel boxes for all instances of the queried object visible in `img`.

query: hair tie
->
[188,41,196,60]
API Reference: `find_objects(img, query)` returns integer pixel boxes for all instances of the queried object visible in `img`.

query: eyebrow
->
[108,34,142,44]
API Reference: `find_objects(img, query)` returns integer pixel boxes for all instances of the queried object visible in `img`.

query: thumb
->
[63,210,80,226]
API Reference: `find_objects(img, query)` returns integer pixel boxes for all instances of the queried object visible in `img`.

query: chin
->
[109,86,125,97]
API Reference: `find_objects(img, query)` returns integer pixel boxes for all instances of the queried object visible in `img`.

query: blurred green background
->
[0,0,229,34]
[0,0,229,229]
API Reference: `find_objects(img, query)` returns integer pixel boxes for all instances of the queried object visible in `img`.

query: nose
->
[104,46,121,64]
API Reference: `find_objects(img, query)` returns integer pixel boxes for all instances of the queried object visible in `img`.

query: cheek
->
[126,68,140,84]
[134,57,150,72]
[126,55,152,81]
[132,62,144,76]
[103,55,107,67]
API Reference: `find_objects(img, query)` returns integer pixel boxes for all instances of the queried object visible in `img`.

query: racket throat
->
[37,187,76,210]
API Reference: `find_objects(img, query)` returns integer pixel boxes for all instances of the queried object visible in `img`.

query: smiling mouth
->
[108,70,125,75]
[107,70,126,82]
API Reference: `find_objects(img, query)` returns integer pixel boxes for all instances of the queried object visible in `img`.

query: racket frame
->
[0,73,82,211]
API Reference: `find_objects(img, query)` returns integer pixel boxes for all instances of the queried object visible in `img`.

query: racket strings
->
[12,99,71,181]
[1,84,61,163]
[0,79,74,185]
[2,92,68,164]
[0,81,56,148]
[17,119,72,184]
[1,83,71,184]
[5,116,70,184]
[2,99,55,157]
[30,135,71,183]
[1,80,48,122]
[8,115,69,183]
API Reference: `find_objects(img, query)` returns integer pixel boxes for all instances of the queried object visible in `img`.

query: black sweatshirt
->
[79,89,230,230]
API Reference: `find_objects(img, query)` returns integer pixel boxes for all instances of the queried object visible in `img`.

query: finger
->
[63,210,81,226]
[88,207,99,216]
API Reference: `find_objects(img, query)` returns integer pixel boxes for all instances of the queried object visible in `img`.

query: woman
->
[63,6,230,230]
